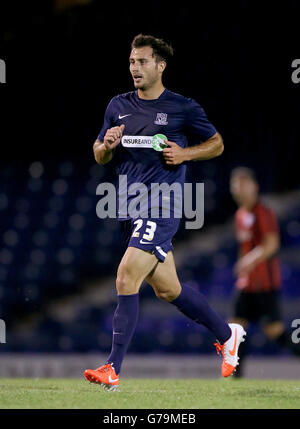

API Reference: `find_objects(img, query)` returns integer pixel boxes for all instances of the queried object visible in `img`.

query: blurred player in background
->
[84,34,246,390]
[230,167,300,377]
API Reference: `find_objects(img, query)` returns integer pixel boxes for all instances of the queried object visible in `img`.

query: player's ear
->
[159,61,166,73]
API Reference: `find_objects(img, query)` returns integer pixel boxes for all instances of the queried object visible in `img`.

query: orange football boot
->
[84,363,119,391]
[214,323,247,377]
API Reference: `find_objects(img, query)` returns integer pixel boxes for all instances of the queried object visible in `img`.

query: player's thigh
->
[117,246,159,294]
[146,251,181,301]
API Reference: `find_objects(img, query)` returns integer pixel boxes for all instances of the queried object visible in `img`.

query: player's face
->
[230,175,258,206]
[129,46,164,90]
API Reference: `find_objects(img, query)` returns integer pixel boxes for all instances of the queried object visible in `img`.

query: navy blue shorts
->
[120,217,180,262]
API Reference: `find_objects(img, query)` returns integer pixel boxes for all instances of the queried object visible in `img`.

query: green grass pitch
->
[1,378,300,409]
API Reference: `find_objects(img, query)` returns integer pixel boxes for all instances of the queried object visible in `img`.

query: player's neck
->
[242,197,258,211]
[137,82,165,100]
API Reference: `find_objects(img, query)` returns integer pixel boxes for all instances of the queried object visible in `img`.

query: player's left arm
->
[163,98,223,165]
[234,232,280,276]
[163,132,223,165]
[234,208,280,276]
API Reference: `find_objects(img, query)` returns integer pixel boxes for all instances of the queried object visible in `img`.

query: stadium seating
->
[1,159,300,355]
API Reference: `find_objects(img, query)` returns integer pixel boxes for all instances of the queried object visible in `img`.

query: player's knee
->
[116,264,137,294]
[263,322,284,340]
[116,274,134,294]
[155,288,179,302]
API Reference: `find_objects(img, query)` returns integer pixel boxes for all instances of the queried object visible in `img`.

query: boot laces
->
[214,341,224,356]
[96,363,111,373]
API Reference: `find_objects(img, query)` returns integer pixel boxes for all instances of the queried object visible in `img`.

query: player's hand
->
[103,124,125,150]
[162,140,187,165]
[234,257,256,277]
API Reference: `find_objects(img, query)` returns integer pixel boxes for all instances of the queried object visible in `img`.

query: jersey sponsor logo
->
[118,114,132,119]
[121,135,153,148]
[154,112,168,125]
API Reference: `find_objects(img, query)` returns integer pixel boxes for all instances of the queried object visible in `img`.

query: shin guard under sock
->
[106,293,139,374]
[171,284,231,344]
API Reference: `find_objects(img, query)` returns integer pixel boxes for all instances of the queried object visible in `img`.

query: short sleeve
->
[257,206,279,236]
[185,98,217,142]
[97,97,116,142]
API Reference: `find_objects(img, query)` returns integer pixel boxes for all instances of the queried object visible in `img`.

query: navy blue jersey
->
[97,88,217,220]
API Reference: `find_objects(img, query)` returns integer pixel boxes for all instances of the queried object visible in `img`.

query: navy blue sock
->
[106,293,139,375]
[171,284,231,344]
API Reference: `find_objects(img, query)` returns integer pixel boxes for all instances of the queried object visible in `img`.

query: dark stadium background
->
[0,0,299,374]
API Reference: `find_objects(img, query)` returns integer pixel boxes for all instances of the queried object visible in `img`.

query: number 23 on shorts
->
[132,219,157,242]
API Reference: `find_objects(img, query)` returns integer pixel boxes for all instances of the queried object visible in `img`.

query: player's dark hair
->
[230,167,257,183]
[131,34,174,64]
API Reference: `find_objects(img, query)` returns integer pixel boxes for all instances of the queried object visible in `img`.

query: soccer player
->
[84,34,246,390]
[230,167,300,377]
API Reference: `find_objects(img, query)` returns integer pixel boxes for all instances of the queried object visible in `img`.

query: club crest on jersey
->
[154,112,168,125]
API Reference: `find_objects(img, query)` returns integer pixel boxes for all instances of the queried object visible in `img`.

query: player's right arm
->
[93,124,125,165]
[234,207,280,277]
[94,96,124,165]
